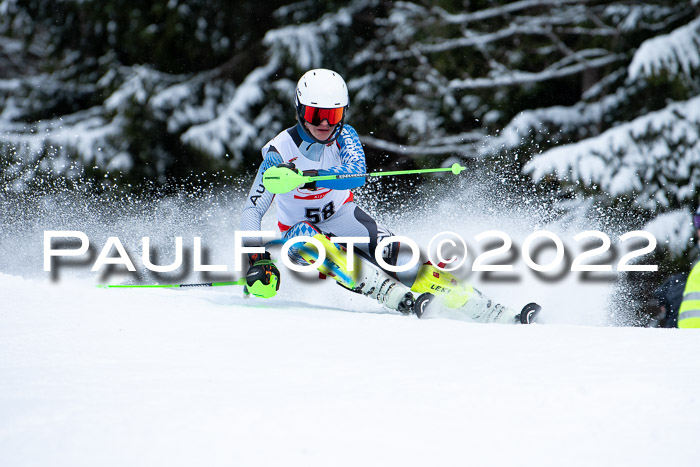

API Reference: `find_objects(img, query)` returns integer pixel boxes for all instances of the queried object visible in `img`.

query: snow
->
[362,134,478,157]
[262,2,358,71]
[524,94,700,206]
[2,181,699,466]
[0,77,21,92]
[0,106,123,183]
[1,272,699,467]
[2,2,700,459]
[264,24,324,72]
[181,59,279,163]
[437,0,587,24]
[448,53,625,90]
[628,17,700,80]
[104,66,153,109]
[643,210,695,257]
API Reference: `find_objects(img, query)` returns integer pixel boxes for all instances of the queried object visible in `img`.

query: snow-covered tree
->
[0,0,299,189]
[1,0,699,267]
[514,7,700,261]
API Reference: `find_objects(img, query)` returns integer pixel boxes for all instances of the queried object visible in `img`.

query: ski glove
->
[275,162,318,190]
[245,251,280,299]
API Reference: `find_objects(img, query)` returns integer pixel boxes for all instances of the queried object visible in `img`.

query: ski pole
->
[263,162,466,194]
[97,279,247,289]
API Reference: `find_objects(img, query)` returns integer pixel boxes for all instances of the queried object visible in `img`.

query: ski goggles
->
[694,213,700,229]
[300,105,345,126]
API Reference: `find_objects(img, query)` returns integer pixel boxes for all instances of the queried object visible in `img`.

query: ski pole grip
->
[262,166,311,194]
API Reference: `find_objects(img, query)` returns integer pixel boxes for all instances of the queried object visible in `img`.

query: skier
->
[678,206,700,328]
[652,272,687,328]
[239,68,539,324]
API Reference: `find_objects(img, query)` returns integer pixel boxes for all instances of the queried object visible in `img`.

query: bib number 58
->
[305,202,336,223]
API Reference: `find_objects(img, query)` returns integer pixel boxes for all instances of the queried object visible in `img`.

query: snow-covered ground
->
[2,182,699,466]
[2,274,699,467]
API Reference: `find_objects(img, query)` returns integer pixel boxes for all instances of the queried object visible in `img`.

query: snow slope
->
[1,273,699,467]
[1,182,699,466]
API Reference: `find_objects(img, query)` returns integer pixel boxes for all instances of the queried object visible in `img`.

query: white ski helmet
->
[295,68,349,143]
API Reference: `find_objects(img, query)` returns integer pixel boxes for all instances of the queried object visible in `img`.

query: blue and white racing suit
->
[239,122,418,285]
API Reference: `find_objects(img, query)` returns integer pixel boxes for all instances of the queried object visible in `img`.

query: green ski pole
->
[263,162,466,194]
[97,279,247,289]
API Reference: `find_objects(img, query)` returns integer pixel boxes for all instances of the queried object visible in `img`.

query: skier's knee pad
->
[374,228,420,285]
[297,233,357,288]
[376,227,398,265]
[283,221,324,264]
[285,221,323,238]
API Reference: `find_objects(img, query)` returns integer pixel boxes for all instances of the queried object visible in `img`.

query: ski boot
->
[410,263,541,324]
[410,262,474,310]
[297,234,415,313]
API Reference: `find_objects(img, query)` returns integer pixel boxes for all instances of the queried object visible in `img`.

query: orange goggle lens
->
[301,106,345,125]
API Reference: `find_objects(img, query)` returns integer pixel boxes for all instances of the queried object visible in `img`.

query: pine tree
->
[1,0,699,256]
